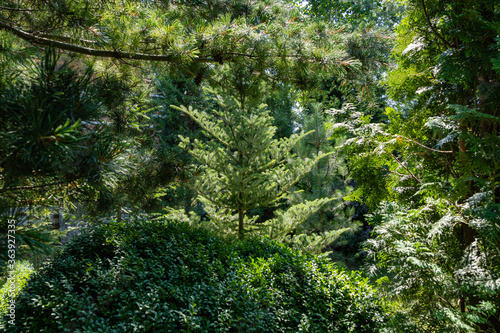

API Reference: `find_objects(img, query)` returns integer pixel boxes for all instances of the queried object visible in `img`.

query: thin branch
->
[0,181,67,193]
[36,33,98,46]
[395,135,454,153]
[420,0,454,49]
[390,152,422,183]
[433,291,456,310]
[388,170,411,178]
[225,52,257,58]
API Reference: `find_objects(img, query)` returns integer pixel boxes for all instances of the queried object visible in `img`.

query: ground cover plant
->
[4,218,386,332]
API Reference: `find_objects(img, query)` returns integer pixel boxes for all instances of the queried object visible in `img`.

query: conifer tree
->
[292,104,355,230]
[173,91,332,239]
[0,49,167,263]
[329,0,500,330]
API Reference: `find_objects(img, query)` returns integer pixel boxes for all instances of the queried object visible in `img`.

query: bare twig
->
[388,170,411,178]
[390,152,422,183]
[396,135,454,153]
[420,0,454,49]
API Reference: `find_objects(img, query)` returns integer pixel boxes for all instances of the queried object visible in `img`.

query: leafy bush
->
[4,217,386,332]
[0,261,34,329]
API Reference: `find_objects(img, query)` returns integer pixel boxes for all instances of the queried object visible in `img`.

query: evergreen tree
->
[0,49,167,263]
[286,103,357,255]
[330,0,500,330]
[292,103,353,230]
[173,91,333,239]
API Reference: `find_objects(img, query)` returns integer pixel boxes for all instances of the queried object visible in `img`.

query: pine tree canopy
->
[0,0,358,86]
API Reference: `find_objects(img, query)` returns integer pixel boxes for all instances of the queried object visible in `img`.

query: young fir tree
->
[173,92,334,240]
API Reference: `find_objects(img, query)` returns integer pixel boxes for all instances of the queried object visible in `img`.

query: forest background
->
[0,0,499,331]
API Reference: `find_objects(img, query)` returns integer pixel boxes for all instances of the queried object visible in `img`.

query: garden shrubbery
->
[5,218,386,332]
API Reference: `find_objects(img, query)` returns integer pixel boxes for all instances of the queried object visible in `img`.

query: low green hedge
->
[4,218,386,332]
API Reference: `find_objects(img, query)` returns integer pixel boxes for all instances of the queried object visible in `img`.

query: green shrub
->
[0,261,34,329]
[4,218,386,332]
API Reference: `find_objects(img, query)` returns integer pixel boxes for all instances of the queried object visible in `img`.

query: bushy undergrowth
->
[4,218,386,332]
[0,261,34,329]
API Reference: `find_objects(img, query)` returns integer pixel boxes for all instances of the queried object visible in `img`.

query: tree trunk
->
[117,205,122,221]
[51,210,61,230]
[238,209,244,238]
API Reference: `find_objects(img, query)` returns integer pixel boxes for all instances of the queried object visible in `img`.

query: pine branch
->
[0,181,67,193]
[0,6,34,12]
[0,20,205,63]
[0,20,355,68]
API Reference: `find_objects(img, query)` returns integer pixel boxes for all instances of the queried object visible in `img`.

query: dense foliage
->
[4,219,386,332]
[0,0,357,86]
[1,0,499,331]
[328,0,500,331]
[0,0,361,259]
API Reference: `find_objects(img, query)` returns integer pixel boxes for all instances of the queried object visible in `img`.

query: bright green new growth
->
[0,261,34,329]
[173,93,335,241]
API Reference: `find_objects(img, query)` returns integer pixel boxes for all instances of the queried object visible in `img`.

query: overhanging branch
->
[0,20,212,63]
[0,20,354,68]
